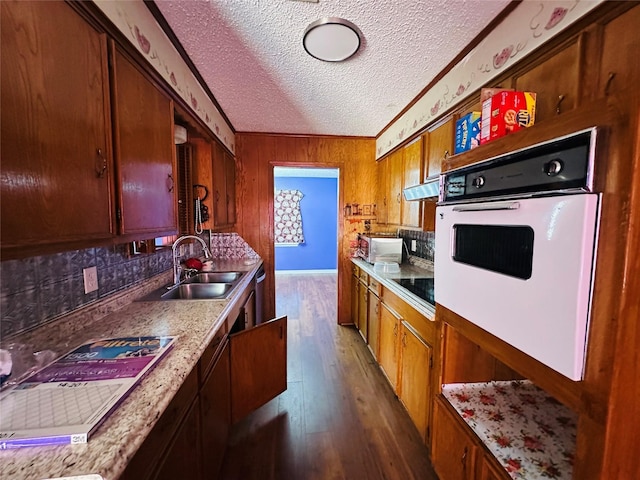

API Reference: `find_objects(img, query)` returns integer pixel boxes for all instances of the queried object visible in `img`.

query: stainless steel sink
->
[161,283,232,300]
[184,271,243,284]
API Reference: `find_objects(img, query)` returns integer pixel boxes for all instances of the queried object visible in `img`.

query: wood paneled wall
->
[235,134,376,325]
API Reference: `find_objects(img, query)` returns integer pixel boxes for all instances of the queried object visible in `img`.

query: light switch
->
[411,240,417,252]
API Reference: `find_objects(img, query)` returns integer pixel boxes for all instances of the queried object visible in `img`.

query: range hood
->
[403,174,441,201]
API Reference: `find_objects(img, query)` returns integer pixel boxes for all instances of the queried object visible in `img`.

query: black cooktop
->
[393,278,435,306]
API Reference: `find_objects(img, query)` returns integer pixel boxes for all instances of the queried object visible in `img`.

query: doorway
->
[273,167,339,317]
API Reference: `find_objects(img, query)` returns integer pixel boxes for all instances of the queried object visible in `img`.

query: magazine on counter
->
[0,336,176,449]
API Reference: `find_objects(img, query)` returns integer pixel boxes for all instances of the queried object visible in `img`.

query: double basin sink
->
[141,271,244,301]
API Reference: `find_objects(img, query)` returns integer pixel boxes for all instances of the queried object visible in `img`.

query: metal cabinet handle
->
[95,148,107,178]
[443,149,450,160]
[396,193,401,203]
[167,173,174,193]
[402,332,407,347]
[461,446,468,466]
[393,323,398,337]
[555,94,566,115]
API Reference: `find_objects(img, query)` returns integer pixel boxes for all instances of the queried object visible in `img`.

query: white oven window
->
[453,224,534,279]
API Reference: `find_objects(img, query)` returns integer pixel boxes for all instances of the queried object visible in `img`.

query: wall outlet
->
[411,240,417,252]
[83,266,99,294]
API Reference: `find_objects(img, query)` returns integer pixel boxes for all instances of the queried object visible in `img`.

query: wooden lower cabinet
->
[200,342,231,479]
[367,289,381,360]
[123,316,287,479]
[351,268,359,325]
[398,321,432,442]
[357,277,369,341]
[432,396,509,480]
[432,396,477,480]
[379,301,401,389]
[154,400,202,480]
[230,316,288,423]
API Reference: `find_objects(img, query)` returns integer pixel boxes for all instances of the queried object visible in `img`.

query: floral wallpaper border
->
[93,0,235,153]
[376,0,604,159]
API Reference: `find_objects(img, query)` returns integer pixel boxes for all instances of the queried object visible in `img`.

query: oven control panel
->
[442,128,596,203]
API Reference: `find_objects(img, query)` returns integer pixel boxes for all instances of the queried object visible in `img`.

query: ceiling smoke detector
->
[303,17,362,62]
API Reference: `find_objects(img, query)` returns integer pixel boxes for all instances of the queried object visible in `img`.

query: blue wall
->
[275,176,337,271]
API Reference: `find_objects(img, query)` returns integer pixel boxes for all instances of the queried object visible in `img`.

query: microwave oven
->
[358,235,403,264]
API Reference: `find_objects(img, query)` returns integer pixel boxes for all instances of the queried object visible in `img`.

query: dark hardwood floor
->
[219,272,438,479]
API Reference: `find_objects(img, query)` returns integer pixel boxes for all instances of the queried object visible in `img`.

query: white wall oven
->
[435,128,600,380]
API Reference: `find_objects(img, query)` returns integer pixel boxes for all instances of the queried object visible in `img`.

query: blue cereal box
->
[455,112,481,154]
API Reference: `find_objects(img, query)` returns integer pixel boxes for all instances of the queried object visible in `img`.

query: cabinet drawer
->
[359,270,369,283]
[352,264,360,276]
[382,287,435,343]
[368,277,382,297]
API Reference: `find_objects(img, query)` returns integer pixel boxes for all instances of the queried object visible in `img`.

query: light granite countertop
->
[0,259,262,480]
[351,257,435,319]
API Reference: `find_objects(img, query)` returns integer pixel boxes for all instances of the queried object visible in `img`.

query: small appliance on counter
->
[358,234,403,264]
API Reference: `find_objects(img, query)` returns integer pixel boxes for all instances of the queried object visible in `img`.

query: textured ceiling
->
[155,0,511,137]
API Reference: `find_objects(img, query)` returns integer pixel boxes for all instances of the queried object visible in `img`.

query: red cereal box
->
[480,91,536,144]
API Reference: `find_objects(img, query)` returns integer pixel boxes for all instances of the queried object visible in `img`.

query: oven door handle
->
[452,201,520,212]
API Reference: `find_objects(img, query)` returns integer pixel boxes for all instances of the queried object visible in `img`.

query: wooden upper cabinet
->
[376,157,389,224]
[191,137,214,232]
[224,151,237,226]
[387,149,404,225]
[598,4,640,97]
[111,47,177,237]
[425,117,454,179]
[401,136,423,227]
[1,0,115,255]
[514,38,582,123]
[212,142,237,229]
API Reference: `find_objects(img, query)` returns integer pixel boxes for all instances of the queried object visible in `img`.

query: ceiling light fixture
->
[303,17,362,62]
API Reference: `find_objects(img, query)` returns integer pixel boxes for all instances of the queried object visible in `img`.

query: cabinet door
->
[224,152,237,225]
[351,274,359,325]
[514,39,581,122]
[432,397,477,480]
[478,454,509,480]
[399,322,433,442]
[598,4,640,97]
[191,137,215,232]
[358,279,369,341]
[376,157,389,224]
[425,117,454,179]
[154,400,202,480]
[212,142,226,227]
[367,291,381,360]
[1,0,115,253]
[230,316,287,423]
[379,302,401,389]
[387,149,403,225]
[200,342,231,480]
[402,137,423,227]
[112,48,177,236]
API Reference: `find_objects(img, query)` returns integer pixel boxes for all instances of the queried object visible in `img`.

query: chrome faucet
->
[171,235,212,285]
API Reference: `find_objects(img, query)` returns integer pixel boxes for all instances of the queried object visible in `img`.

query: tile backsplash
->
[0,245,174,340]
[399,229,435,264]
[0,232,260,340]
